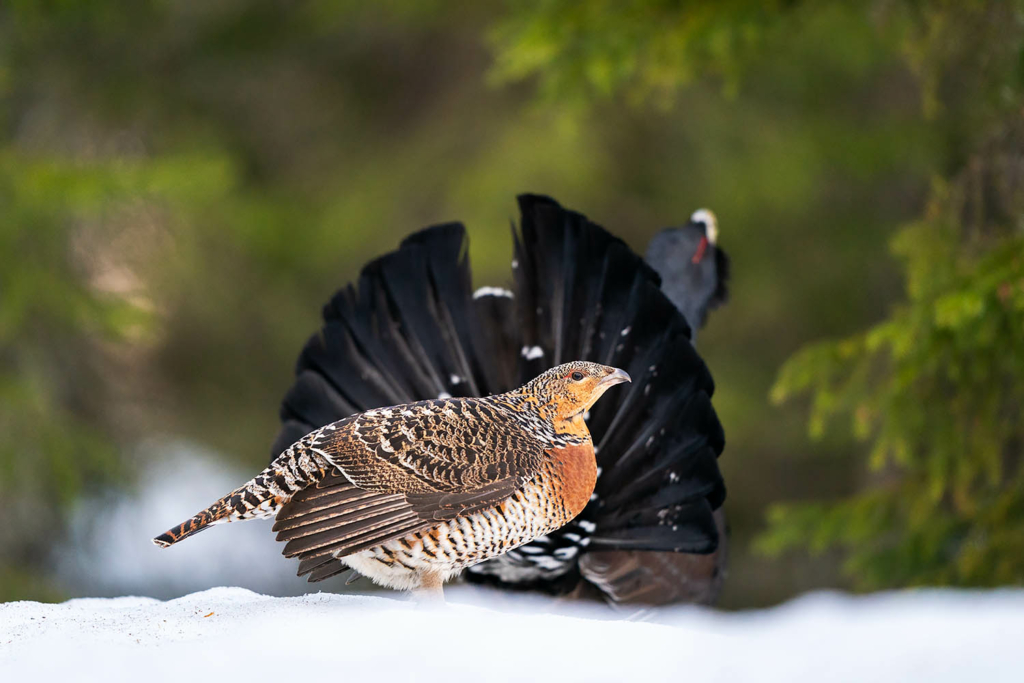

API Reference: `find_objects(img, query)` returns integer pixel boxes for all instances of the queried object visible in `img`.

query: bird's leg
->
[412,571,445,604]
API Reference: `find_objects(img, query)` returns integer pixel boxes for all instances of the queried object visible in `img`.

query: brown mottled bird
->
[268,194,728,607]
[154,361,629,598]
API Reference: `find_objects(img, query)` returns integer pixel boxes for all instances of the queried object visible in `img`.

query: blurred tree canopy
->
[1,0,1021,601]
[764,113,1024,586]
[760,1,1024,587]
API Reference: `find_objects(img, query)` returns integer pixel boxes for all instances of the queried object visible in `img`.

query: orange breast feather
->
[548,442,597,518]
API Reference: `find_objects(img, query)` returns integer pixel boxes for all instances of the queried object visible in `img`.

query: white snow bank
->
[3,587,1023,681]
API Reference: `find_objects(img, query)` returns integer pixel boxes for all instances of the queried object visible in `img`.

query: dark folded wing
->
[274,472,523,582]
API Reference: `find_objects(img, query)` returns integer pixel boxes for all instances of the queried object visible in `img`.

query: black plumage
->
[270,194,728,603]
[645,209,729,343]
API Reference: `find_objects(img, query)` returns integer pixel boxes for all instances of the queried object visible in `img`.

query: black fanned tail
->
[273,222,504,457]
[271,195,726,597]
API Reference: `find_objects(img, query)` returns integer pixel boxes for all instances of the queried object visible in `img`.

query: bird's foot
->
[411,571,446,606]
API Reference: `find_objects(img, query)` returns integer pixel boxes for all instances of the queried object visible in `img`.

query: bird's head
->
[517,361,630,433]
[687,208,718,262]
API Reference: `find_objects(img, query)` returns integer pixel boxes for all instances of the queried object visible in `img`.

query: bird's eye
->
[571,371,584,381]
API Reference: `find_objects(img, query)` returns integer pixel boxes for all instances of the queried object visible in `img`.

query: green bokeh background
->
[3,1,1022,606]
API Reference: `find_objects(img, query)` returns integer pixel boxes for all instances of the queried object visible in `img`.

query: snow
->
[3,588,1024,681]
[28,443,1024,680]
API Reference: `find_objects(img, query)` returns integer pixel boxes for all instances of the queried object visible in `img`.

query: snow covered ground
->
[3,587,1023,681]
[15,443,1022,680]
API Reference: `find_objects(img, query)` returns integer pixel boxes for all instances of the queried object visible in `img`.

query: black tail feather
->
[500,194,724,562]
[473,288,520,394]
[275,222,490,457]
[589,498,717,552]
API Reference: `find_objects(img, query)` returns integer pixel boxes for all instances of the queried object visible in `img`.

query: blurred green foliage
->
[1,0,1021,602]
[761,2,1024,588]
[489,0,778,104]
[764,123,1024,588]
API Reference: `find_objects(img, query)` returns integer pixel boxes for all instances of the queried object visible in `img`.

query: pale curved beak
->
[599,368,631,389]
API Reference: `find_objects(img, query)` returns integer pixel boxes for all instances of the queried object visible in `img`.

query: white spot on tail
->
[521,345,544,360]
[473,286,513,299]
[529,555,569,571]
